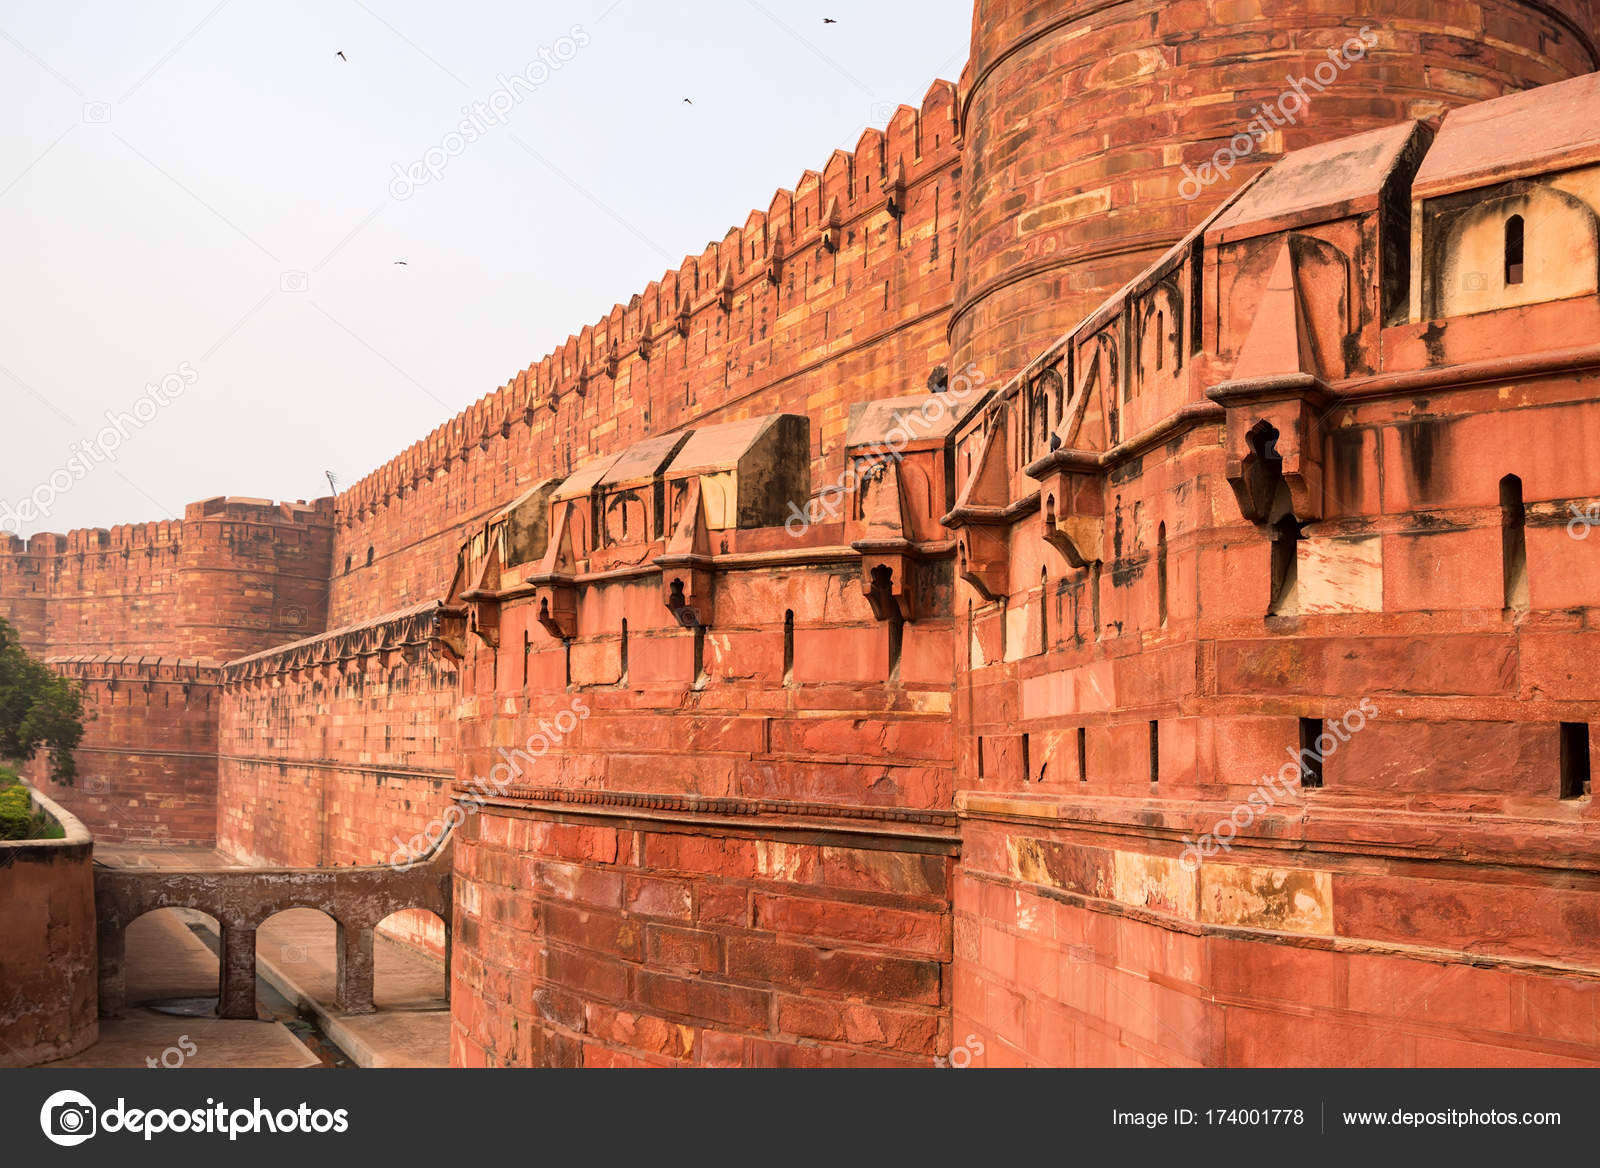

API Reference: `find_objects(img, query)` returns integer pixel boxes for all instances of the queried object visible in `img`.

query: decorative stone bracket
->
[529,502,580,640]
[940,419,1015,601]
[885,159,907,218]
[766,235,786,286]
[656,478,715,628]
[852,458,918,621]
[952,525,1009,602]
[1209,378,1328,523]
[1026,448,1105,569]
[822,196,843,252]
[430,605,470,663]
[1208,235,1334,524]
[455,545,502,650]
[860,553,916,621]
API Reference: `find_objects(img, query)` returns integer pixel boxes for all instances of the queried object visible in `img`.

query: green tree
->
[0,617,85,783]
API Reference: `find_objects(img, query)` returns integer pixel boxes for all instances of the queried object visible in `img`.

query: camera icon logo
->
[869,100,898,122]
[82,102,112,123]
[1462,270,1488,291]
[39,1089,97,1146]
[280,271,309,293]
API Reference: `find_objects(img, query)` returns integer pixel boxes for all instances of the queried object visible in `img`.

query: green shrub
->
[0,783,34,840]
[0,772,62,840]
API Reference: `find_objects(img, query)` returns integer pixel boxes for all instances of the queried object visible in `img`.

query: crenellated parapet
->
[0,495,335,661]
[50,654,223,688]
[328,79,965,626]
[334,79,959,529]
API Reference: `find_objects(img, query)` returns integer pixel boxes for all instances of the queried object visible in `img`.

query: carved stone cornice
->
[221,600,446,684]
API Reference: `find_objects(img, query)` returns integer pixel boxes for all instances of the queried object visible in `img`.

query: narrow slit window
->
[1091,561,1102,636]
[1154,310,1164,370]
[619,619,629,685]
[1148,721,1159,784]
[1500,474,1529,611]
[1022,733,1031,784]
[977,736,985,779]
[1560,722,1590,799]
[782,610,795,687]
[1156,522,1168,627]
[1505,214,1525,286]
[1039,568,1049,655]
[1299,717,1324,788]
[888,615,904,684]
[1269,515,1303,615]
[692,624,707,689]
[1077,726,1088,782]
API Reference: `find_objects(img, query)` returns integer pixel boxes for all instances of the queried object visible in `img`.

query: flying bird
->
[682,97,693,104]
[335,50,346,60]
[823,17,837,23]
[393,260,407,266]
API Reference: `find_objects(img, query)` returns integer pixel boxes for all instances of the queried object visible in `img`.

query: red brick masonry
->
[5,0,1600,1066]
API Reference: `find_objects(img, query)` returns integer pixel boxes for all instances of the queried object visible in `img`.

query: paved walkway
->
[47,908,319,1069]
[257,909,449,1068]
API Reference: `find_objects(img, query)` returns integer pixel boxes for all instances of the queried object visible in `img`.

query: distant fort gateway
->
[5,0,1600,1067]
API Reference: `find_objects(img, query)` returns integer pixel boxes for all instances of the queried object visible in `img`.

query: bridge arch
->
[95,831,452,1020]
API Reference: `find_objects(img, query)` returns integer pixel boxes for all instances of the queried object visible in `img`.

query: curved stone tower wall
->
[950,0,1600,383]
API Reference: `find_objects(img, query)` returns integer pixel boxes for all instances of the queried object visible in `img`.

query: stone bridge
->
[94,835,452,1020]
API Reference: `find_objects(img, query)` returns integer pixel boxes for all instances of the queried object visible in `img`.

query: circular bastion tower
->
[949,0,1600,382]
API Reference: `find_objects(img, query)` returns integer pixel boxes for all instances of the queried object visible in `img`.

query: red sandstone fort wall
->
[25,658,222,846]
[216,605,457,954]
[5,0,1600,1071]
[0,497,333,660]
[327,82,962,628]
[942,80,1600,1064]
[449,557,960,1066]
[454,814,953,1067]
[1,498,334,842]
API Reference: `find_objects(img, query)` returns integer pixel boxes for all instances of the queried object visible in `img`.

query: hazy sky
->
[0,0,972,539]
